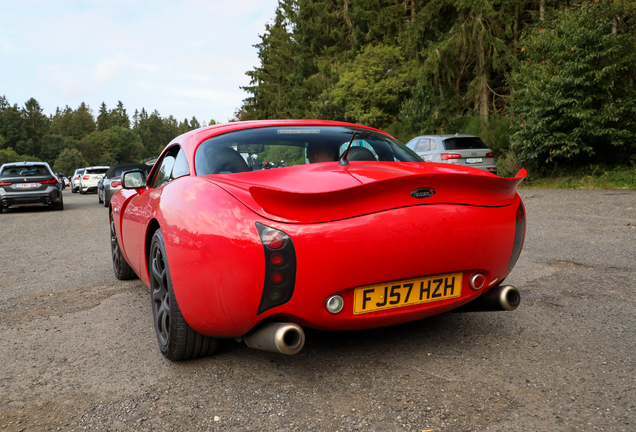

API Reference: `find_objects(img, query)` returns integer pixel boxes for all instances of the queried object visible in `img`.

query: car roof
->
[1,161,50,167]
[105,163,151,178]
[410,134,478,140]
[0,161,52,172]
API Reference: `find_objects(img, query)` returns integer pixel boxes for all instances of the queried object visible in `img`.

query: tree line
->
[239,0,636,173]
[0,96,210,175]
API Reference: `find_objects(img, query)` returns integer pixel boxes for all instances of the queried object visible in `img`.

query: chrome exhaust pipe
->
[2,201,7,207]
[453,285,521,312]
[244,322,305,355]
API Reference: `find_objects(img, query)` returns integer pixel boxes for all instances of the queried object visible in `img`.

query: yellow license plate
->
[353,273,462,315]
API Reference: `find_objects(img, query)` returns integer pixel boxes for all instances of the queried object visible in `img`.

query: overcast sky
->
[0,0,280,124]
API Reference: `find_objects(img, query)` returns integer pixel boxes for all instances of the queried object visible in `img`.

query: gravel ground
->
[0,188,634,431]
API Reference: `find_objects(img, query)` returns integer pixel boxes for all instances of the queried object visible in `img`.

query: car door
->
[121,145,183,279]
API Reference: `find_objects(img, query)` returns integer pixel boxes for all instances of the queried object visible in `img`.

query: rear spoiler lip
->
[205,166,527,224]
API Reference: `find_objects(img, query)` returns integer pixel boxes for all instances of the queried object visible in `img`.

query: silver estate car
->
[0,161,64,212]
[405,134,497,175]
[78,166,109,194]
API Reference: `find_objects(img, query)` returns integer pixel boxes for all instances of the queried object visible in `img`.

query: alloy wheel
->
[150,241,170,348]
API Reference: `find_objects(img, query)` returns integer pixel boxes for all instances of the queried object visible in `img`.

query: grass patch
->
[521,165,636,190]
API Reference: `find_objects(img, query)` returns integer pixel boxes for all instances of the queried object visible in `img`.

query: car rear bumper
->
[169,196,523,337]
[81,185,98,193]
[1,188,62,208]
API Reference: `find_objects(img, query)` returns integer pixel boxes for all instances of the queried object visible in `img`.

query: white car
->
[78,166,109,194]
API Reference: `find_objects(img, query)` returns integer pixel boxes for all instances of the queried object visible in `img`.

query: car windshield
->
[195,126,422,175]
[86,168,108,175]
[0,165,49,177]
[443,137,488,150]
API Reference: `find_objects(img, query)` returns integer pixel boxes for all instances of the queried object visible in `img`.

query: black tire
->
[72,187,77,193]
[110,212,137,280]
[149,229,220,361]
[103,197,109,208]
[98,192,103,204]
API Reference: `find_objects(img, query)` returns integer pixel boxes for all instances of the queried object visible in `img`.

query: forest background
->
[2,0,635,184]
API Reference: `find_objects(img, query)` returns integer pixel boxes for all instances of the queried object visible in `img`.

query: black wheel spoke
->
[152,285,166,303]
[160,310,169,341]
[151,239,172,348]
[154,300,169,345]
[152,257,163,283]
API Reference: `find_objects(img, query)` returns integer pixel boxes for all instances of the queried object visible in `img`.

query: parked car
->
[78,166,109,194]
[0,161,64,212]
[405,134,497,175]
[55,173,67,189]
[109,120,526,361]
[98,163,152,207]
[71,168,85,193]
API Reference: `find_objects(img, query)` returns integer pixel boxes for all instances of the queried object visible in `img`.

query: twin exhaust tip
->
[244,285,521,356]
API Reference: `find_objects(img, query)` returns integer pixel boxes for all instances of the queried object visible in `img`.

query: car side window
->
[151,146,189,188]
[171,149,190,180]
[153,147,179,188]
[415,139,431,152]
[430,139,437,151]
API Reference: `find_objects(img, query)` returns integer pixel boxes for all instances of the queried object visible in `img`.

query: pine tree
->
[97,102,111,131]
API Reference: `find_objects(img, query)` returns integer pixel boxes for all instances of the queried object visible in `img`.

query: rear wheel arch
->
[145,219,161,276]
[149,228,220,360]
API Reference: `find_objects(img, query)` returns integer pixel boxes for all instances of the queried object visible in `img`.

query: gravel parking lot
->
[1,188,635,431]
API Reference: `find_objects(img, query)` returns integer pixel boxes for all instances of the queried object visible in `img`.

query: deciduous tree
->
[509,2,636,169]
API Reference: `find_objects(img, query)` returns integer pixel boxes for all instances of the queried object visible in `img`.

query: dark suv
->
[0,162,64,213]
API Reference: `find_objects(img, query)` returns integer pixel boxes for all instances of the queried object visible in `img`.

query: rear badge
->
[410,188,436,199]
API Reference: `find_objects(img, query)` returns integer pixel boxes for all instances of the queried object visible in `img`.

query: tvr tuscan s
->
[108,120,526,360]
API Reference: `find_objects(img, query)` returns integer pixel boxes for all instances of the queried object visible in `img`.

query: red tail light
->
[111,181,121,188]
[0,181,12,186]
[270,252,284,266]
[83,175,90,180]
[441,153,462,160]
[270,271,284,284]
[485,152,493,157]
[256,223,297,314]
[264,231,285,249]
[40,179,58,184]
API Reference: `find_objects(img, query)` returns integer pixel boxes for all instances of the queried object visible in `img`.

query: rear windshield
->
[0,165,49,177]
[195,126,422,175]
[443,137,488,150]
[86,168,109,175]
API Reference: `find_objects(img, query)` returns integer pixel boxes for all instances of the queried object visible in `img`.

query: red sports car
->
[109,120,526,361]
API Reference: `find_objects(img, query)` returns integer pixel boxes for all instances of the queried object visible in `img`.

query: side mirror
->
[122,170,147,189]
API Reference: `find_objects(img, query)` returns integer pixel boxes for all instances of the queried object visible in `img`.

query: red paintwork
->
[110,120,526,337]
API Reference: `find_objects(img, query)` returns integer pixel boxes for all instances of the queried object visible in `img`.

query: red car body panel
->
[110,120,526,338]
